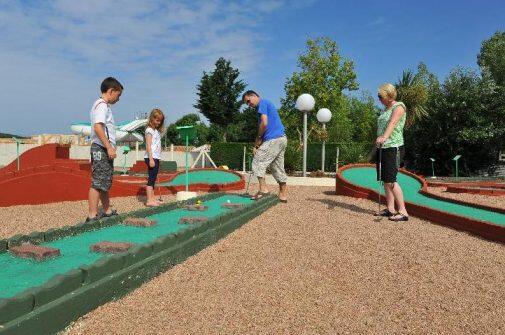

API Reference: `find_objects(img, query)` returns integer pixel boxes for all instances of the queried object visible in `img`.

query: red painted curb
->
[445,185,505,196]
[427,180,505,189]
[0,166,245,207]
[335,163,505,244]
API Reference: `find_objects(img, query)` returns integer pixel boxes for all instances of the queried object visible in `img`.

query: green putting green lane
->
[342,166,505,226]
[159,170,241,186]
[0,194,253,299]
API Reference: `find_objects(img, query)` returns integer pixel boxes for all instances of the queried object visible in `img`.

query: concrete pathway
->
[240,172,335,187]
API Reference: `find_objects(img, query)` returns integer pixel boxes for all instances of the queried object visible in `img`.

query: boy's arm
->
[93,123,116,159]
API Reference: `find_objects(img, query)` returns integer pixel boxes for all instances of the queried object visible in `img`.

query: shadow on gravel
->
[309,197,376,215]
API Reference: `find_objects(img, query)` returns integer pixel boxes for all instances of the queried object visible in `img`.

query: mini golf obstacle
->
[336,164,505,243]
[0,192,278,334]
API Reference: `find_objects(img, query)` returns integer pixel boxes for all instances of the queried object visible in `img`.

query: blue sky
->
[1,0,504,136]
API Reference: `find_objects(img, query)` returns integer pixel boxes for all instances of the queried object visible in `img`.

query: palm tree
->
[396,70,429,127]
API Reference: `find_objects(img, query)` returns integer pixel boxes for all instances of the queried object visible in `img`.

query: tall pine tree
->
[194,58,246,142]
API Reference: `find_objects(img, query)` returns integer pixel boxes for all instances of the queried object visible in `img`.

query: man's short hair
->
[101,77,124,93]
[242,90,259,101]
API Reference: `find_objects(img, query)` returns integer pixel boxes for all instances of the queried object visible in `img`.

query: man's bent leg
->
[270,137,288,201]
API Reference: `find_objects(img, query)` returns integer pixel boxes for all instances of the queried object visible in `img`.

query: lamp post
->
[453,155,462,178]
[429,157,436,179]
[316,108,332,173]
[295,94,315,177]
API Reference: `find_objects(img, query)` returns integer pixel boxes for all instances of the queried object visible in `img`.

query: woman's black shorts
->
[376,146,405,183]
[144,158,160,187]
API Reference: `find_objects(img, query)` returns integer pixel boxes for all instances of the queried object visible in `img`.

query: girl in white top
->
[144,109,165,206]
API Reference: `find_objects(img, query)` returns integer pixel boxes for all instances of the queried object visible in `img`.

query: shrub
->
[209,141,370,173]
[210,142,252,170]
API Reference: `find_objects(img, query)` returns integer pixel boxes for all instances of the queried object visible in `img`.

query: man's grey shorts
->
[91,143,114,192]
[252,136,288,183]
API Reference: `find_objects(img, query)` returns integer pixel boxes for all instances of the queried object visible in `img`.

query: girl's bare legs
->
[384,183,396,213]
[146,186,159,206]
[391,182,408,216]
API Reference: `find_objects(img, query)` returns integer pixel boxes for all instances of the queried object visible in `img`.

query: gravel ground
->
[57,185,504,335]
[427,186,505,209]
[1,187,504,334]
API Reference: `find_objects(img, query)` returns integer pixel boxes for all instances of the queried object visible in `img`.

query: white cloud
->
[0,0,318,135]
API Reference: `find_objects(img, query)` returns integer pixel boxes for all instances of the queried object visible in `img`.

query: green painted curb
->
[0,193,277,334]
[0,240,6,253]
[27,232,44,244]
[0,291,35,325]
[32,269,84,308]
[7,234,29,247]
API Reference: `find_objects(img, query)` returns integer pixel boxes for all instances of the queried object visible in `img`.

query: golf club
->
[377,144,382,215]
[244,147,254,196]
[157,184,163,202]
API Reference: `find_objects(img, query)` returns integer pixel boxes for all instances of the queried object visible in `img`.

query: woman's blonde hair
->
[147,108,165,132]
[378,83,397,100]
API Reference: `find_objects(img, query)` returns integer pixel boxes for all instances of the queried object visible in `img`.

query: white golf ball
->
[227,200,231,203]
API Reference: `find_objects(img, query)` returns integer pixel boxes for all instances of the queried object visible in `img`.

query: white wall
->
[0,142,39,167]
[0,142,214,169]
[70,145,211,169]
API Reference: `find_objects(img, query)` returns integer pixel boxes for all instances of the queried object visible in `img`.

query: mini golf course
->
[336,164,505,243]
[0,192,278,334]
[159,169,242,187]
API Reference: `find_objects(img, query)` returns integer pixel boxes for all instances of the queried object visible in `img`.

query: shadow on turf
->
[309,197,376,216]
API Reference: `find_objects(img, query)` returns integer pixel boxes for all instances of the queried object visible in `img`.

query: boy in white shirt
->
[87,77,123,222]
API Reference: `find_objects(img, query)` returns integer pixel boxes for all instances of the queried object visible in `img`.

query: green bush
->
[210,142,252,170]
[306,142,370,172]
[284,142,302,173]
[210,141,370,173]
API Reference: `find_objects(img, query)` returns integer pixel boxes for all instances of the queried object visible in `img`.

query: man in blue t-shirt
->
[242,90,288,203]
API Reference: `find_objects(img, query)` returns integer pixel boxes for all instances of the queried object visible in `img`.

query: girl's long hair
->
[147,108,165,133]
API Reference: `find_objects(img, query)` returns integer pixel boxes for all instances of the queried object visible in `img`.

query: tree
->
[477,31,505,86]
[194,57,246,142]
[227,106,258,142]
[343,93,378,143]
[395,67,429,127]
[405,67,504,175]
[163,113,209,146]
[279,37,359,147]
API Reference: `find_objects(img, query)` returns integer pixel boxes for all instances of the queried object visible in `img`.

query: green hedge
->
[210,142,253,170]
[306,142,371,172]
[210,141,371,172]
